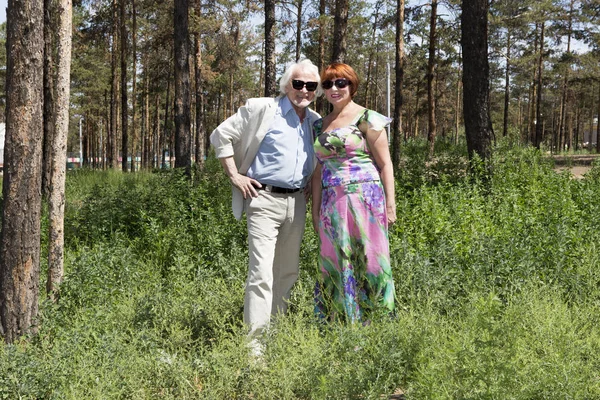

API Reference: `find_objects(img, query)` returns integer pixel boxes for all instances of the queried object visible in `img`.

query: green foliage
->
[397,137,469,190]
[2,142,600,398]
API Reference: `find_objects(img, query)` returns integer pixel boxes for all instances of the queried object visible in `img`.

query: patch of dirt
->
[551,154,598,179]
[554,165,592,179]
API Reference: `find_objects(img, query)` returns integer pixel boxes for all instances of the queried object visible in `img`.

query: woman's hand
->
[386,203,396,226]
[304,184,312,202]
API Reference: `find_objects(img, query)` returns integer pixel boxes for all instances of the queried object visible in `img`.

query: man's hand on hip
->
[219,156,262,199]
[230,173,262,199]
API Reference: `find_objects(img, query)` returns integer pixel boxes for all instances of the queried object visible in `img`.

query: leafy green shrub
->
[3,141,600,398]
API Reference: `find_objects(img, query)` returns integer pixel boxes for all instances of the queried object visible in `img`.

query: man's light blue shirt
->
[246,96,315,189]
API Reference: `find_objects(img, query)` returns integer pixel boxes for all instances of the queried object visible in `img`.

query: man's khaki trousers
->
[244,190,306,338]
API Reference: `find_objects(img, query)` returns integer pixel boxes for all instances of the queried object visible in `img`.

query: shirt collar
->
[278,95,295,117]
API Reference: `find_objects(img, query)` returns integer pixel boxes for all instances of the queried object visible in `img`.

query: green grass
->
[2,142,600,399]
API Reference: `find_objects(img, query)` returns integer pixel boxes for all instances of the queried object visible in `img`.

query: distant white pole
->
[79,116,83,167]
[387,60,391,142]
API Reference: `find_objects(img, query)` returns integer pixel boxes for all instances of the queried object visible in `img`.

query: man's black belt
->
[257,184,301,194]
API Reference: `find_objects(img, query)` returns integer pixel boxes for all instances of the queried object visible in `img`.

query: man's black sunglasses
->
[321,78,351,90]
[292,80,318,92]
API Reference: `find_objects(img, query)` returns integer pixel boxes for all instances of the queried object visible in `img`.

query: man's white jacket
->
[210,96,320,220]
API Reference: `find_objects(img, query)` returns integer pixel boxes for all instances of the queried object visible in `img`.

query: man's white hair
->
[279,59,322,96]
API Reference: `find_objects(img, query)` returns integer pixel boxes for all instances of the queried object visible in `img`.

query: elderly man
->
[210,59,321,355]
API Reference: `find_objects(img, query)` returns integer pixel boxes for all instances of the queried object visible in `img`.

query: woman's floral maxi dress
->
[313,109,396,323]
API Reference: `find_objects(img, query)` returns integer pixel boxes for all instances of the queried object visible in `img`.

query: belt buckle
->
[264,184,274,192]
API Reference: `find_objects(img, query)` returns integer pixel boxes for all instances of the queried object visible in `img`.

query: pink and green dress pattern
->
[313,109,396,323]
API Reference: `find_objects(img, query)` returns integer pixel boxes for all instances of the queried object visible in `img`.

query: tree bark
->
[42,0,55,196]
[162,74,171,169]
[46,0,71,301]
[143,64,149,169]
[503,28,511,138]
[295,0,303,62]
[528,24,539,145]
[174,0,191,170]
[535,22,545,149]
[391,0,405,169]
[575,105,581,151]
[331,0,348,63]
[316,0,326,115]
[110,0,119,168]
[194,0,205,168]
[120,0,128,172]
[131,0,137,172]
[461,0,494,162]
[558,0,574,153]
[154,95,160,169]
[264,0,276,97]
[426,0,438,158]
[0,0,45,343]
[455,69,461,144]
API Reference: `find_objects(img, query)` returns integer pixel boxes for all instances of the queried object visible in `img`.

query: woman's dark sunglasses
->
[321,78,351,90]
[292,79,318,92]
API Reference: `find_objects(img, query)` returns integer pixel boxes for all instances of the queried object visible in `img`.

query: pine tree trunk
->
[103,90,109,169]
[391,0,405,169]
[46,0,71,301]
[174,0,191,170]
[503,29,511,138]
[110,0,119,168]
[331,0,348,63]
[0,0,45,343]
[528,24,538,145]
[295,0,303,62]
[264,0,276,97]
[162,75,171,169]
[83,117,89,166]
[143,68,150,169]
[560,0,574,153]
[316,0,326,115]
[455,72,461,144]
[42,0,55,196]
[413,85,420,138]
[373,48,380,110]
[131,0,137,172]
[535,22,545,149]
[120,0,128,172]
[194,0,205,168]
[461,0,494,162]
[154,95,160,169]
[575,106,581,151]
[90,115,97,168]
[426,0,438,158]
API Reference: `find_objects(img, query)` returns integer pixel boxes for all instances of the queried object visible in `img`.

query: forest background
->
[0,0,600,398]
[0,0,599,163]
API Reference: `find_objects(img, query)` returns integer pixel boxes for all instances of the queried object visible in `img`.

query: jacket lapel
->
[239,97,279,173]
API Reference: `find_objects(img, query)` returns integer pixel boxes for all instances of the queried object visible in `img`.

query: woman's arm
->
[311,163,323,233]
[366,129,396,225]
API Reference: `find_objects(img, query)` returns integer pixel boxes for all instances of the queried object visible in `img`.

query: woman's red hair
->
[321,63,360,97]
